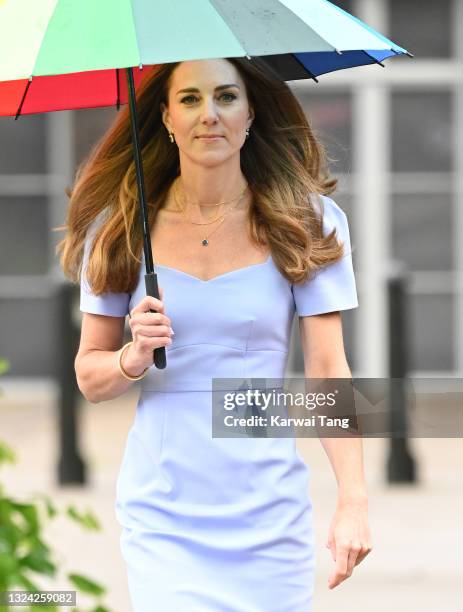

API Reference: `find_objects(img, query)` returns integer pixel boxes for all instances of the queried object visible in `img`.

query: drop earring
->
[168,131,175,143]
[245,128,250,139]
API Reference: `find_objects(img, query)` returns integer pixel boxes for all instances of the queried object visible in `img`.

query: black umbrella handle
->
[145,272,167,370]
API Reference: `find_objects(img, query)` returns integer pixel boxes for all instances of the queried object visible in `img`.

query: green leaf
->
[0,358,9,376]
[11,503,40,536]
[13,571,41,591]
[32,493,58,519]
[66,506,101,531]
[67,573,106,597]
[0,497,14,522]
[0,441,16,466]
[0,511,26,551]
[0,520,23,553]
[91,606,110,612]
[17,534,51,555]
[0,552,18,577]
[19,548,56,576]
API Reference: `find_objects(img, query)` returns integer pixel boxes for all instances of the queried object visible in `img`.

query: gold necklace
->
[175,182,247,246]
[195,198,243,246]
[175,176,248,207]
[174,182,248,225]
[175,180,248,226]
[174,180,228,226]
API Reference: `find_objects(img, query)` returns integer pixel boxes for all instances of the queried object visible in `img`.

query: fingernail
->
[170,327,175,335]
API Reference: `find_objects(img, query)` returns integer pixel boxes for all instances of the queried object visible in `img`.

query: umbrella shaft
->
[126,68,166,369]
[126,67,154,274]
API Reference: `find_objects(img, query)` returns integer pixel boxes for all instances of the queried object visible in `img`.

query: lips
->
[196,135,223,139]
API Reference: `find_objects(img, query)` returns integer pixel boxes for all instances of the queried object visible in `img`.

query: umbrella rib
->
[290,55,320,83]
[15,78,32,121]
[390,48,414,59]
[362,50,385,68]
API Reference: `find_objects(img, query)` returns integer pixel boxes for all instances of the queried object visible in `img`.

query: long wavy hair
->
[57,57,345,294]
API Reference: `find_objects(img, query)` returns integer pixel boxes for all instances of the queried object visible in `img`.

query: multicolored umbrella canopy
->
[0,0,411,369]
[0,0,410,116]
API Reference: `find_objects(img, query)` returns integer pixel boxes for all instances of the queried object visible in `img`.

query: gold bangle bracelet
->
[117,341,149,381]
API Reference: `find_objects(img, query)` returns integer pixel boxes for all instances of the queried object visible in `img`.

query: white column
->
[46,110,74,280]
[453,0,463,374]
[352,0,390,377]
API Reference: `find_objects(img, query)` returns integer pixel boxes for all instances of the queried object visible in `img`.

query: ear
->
[160,102,170,131]
[248,104,255,128]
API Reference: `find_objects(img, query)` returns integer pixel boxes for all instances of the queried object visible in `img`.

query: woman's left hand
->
[326,496,373,589]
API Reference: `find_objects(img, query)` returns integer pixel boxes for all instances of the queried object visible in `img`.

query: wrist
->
[337,487,368,506]
[118,342,148,380]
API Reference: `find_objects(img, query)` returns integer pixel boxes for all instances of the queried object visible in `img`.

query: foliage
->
[0,360,111,612]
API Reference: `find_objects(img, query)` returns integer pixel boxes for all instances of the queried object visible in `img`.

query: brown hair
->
[56,57,345,294]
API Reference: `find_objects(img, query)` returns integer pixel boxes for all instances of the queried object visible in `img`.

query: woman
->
[58,56,372,611]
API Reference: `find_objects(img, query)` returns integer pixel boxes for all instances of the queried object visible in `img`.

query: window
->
[409,294,454,371]
[0,196,49,274]
[392,194,453,272]
[73,107,118,167]
[0,115,46,174]
[389,0,453,59]
[300,91,353,176]
[391,91,453,173]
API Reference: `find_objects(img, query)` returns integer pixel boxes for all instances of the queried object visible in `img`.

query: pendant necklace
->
[174,180,248,246]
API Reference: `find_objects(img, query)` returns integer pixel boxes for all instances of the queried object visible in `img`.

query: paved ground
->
[0,380,462,612]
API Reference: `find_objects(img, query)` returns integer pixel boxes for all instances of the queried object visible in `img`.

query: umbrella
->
[0,0,411,370]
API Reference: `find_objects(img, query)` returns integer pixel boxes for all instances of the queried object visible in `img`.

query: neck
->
[177,159,248,206]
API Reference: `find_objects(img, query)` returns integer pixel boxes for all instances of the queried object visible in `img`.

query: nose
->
[199,96,220,123]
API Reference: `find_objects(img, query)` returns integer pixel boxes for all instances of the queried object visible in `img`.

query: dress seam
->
[168,342,287,354]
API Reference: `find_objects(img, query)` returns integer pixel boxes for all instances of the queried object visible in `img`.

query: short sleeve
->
[292,195,359,316]
[80,212,131,317]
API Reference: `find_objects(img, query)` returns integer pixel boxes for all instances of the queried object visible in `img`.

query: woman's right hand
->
[123,287,173,375]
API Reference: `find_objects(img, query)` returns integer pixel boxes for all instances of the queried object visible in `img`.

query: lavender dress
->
[80,195,358,612]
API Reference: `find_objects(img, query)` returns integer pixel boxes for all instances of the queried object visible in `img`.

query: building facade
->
[0,0,461,380]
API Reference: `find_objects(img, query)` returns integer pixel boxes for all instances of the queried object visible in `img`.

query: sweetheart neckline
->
[153,254,273,284]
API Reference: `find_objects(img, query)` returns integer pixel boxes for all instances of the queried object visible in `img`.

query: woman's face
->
[161,59,254,168]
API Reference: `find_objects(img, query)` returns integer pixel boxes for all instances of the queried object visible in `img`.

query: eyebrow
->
[176,84,240,95]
